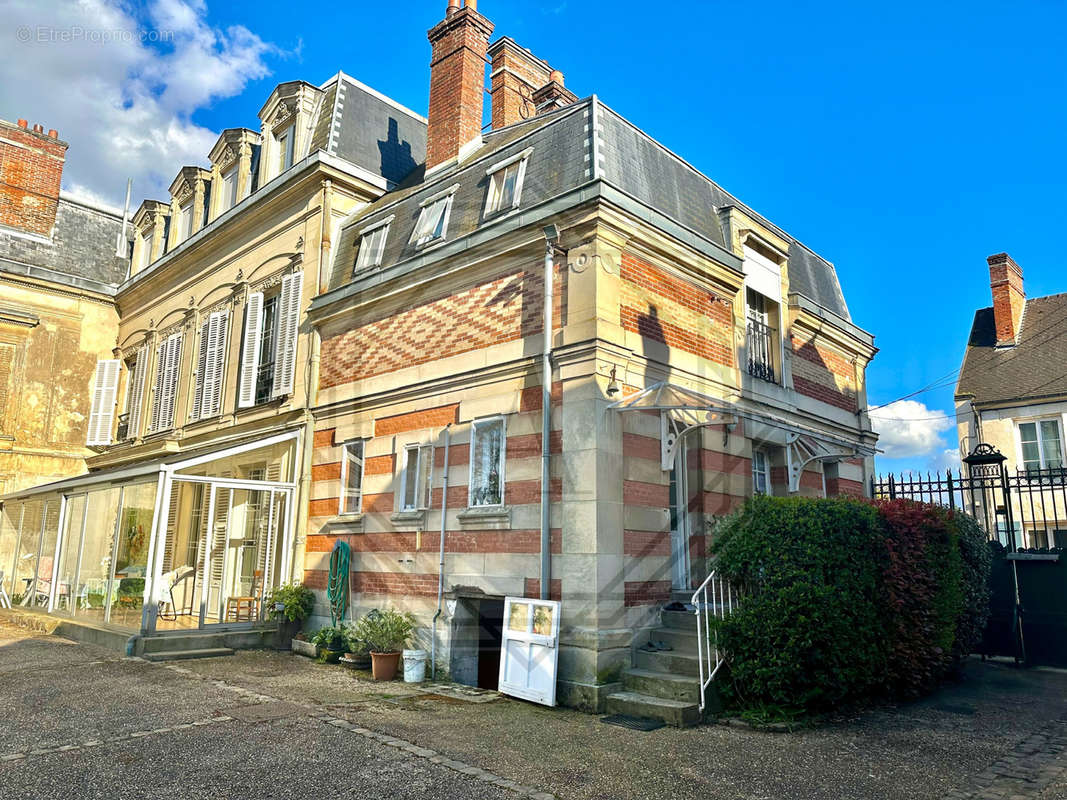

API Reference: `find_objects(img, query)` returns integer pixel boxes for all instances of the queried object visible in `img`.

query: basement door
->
[498,596,561,707]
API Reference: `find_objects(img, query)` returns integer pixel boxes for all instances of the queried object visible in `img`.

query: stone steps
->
[604,690,701,728]
[142,647,234,662]
[634,646,701,677]
[622,667,701,704]
[638,626,699,654]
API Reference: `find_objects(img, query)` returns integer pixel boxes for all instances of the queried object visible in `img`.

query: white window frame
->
[469,416,507,508]
[752,448,771,496]
[277,124,295,174]
[219,165,238,214]
[411,184,459,248]
[134,231,150,273]
[176,200,192,243]
[483,147,532,218]
[338,439,365,516]
[353,216,394,273]
[1016,417,1065,471]
[400,443,433,512]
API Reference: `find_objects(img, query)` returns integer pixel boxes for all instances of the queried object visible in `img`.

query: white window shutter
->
[191,318,210,421]
[271,271,303,398]
[86,359,121,446]
[199,310,228,418]
[125,347,148,439]
[238,293,264,408]
[156,333,183,431]
[149,340,167,433]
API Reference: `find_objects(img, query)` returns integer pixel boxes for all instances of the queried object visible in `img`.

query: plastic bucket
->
[402,649,427,683]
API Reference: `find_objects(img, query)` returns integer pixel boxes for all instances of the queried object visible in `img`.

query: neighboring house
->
[0,117,128,496]
[306,1,877,714]
[0,77,427,634]
[955,253,1067,548]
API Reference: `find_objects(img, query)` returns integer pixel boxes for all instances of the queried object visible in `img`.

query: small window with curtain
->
[752,449,771,495]
[339,440,364,516]
[469,417,505,507]
[401,444,433,511]
[1019,419,1064,472]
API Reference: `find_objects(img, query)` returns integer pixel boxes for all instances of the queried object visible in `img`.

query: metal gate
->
[872,443,1067,666]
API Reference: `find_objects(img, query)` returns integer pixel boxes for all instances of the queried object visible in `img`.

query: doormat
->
[225,701,307,723]
[599,714,665,732]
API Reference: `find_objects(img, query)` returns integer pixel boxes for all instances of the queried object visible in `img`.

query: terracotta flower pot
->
[370,651,401,680]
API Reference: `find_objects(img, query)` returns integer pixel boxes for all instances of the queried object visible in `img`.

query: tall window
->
[255,294,279,404]
[219,166,238,213]
[470,417,505,507]
[339,440,365,516]
[752,449,770,495]
[353,221,390,273]
[176,201,192,243]
[134,232,151,273]
[746,289,776,383]
[411,189,456,248]
[1019,420,1064,472]
[276,124,295,174]
[401,444,433,511]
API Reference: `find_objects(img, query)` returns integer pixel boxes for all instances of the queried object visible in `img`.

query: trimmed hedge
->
[711,496,992,712]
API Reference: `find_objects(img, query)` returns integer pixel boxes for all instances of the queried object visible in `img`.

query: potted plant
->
[310,625,348,664]
[351,608,416,680]
[266,583,316,650]
[342,623,372,669]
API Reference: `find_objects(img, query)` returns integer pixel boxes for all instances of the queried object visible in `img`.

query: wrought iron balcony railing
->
[746,319,776,383]
[116,413,130,441]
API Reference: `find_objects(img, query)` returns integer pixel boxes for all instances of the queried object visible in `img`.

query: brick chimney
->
[988,252,1026,345]
[0,118,67,237]
[426,0,494,171]
[488,38,577,129]
[532,69,577,115]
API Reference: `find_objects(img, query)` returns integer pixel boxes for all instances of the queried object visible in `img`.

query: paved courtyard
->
[3,622,1067,800]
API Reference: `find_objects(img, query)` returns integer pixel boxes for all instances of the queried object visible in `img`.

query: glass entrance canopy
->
[0,430,299,635]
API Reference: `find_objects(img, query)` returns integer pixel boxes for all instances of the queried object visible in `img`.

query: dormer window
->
[483,148,532,217]
[411,184,458,248]
[175,201,192,243]
[276,124,295,174]
[219,165,238,213]
[353,216,393,274]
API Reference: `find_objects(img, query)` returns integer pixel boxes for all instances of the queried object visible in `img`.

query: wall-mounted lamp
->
[606,365,620,397]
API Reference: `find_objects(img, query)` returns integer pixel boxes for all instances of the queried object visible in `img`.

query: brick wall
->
[619,252,734,367]
[320,270,544,388]
[624,579,671,607]
[0,119,66,237]
[790,334,858,412]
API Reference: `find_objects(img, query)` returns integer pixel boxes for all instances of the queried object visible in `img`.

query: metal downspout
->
[540,228,558,600]
[432,424,452,679]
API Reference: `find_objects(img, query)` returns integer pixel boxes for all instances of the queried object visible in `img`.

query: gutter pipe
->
[540,225,560,600]
[431,423,452,679]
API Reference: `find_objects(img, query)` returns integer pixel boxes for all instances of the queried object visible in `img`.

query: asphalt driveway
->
[2,621,1067,800]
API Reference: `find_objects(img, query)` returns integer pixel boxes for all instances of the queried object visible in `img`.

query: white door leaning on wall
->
[498,596,561,707]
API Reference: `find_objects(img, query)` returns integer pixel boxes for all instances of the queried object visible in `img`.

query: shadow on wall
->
[377,118,417,185]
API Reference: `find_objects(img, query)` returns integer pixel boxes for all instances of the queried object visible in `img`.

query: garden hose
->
[327,540,351,626]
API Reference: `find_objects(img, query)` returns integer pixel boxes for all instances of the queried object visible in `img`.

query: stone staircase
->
[135,626,277,661]
[605,594,714,728]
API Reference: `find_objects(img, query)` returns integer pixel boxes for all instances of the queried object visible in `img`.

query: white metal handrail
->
[691,569,735,712]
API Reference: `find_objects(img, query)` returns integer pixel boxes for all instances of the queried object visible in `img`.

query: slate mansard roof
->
[314,73,426,186]
[319,96,853,324]
[0,193,129,292]
[956,293,1067,406]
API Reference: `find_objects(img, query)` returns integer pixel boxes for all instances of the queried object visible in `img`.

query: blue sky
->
[4,0,1065,477]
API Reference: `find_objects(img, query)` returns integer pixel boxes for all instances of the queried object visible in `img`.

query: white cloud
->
[870,399,955,459]
[0,0,281,206]
[928,447,961,474]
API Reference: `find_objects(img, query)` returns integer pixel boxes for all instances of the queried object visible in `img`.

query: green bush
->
[712,495,992,714]
[350,608,416,654]
[712,494,887,711]
[310,625,347,651]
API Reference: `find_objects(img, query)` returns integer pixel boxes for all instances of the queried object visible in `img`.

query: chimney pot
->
[550,69,564,85]
[48,129,58,139]
[988,252,1026,346]
[17,119,27,128]
[465,0,477,10]
[447,0,460,14]
[32,123,43,133]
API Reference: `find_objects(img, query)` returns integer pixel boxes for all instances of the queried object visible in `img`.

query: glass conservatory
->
[0,431,299,635]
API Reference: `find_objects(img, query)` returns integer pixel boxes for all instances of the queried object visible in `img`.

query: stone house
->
[304,1,878,715]
[0,117,128,496]
[956,253,1067,548]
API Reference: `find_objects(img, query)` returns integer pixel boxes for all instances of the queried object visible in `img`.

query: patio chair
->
[157,565,196,621]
